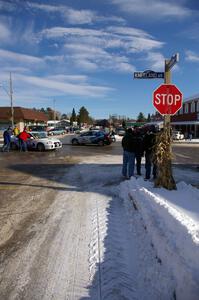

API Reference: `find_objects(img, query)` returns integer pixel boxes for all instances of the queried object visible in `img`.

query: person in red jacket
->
[18,127,31,152]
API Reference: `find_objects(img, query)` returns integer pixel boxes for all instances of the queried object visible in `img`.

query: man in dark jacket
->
[135,130,144,176]
[143,128,157,180]
[121,128,136,179]
[2,127,12,152]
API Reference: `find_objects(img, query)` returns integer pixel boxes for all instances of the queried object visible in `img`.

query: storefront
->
[171,96,199,138]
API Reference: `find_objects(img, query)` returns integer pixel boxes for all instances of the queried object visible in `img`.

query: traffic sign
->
[166,53,179,70]
[134,70,164,79]
[153,84,183,115]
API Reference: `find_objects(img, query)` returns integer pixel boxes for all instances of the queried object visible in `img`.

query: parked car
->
[116,128,126,136]
[29,125,47,132]
[10,131,62,151]
[48,127,66,136]
[172,131,184,140]
[71,130,112,146]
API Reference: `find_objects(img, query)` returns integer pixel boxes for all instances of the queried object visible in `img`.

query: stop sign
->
[153,84,183,115]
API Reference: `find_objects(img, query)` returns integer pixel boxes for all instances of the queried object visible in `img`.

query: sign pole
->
[154,59,176,190]
[164,59,171,133]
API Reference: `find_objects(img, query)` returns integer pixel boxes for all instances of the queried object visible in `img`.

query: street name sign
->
[134,70,164,79]
[166,53,179,70]
[153,84,183,115]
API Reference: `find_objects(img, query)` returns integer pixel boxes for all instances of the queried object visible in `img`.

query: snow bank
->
[119,178,199,300]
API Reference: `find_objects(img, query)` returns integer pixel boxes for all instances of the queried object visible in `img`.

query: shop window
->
[185,103,189,113]
[197,101,199,112]
[191,101,195,113]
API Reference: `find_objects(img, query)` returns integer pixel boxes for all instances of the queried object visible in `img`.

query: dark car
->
[29,125,47,132]
[71,130,112,146]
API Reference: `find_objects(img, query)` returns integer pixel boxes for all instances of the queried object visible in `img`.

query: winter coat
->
[18,131,30,141]
[122,132,136,153]
[13,127,19,136]
[135,134,144,156]
[143,132,156,154]
[3,130,11,143]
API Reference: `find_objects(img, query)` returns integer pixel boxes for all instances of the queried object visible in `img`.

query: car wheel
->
[37,143,45,151]
[72,139,79,145]
[98,140,104,146]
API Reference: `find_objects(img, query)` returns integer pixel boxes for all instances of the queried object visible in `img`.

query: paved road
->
[0,135,198,299]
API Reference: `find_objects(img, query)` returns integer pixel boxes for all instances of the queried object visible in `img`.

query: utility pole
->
[9,72,14,128]
[53,99,56,121]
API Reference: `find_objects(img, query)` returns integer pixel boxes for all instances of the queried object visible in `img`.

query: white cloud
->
[144,52,165,71]
[107,26,152,38]
[63,8,96,25]
[47,74,88,83]
[38,25,163,73]
[0,22,11,42]
[14,73,114,98]
[0,49,43,65]
[127,37,164,53]
[111,0,191,18]
[185,50,199,62]
[39,27,105,40]
[27,2,125,25]
[64,42,135,73]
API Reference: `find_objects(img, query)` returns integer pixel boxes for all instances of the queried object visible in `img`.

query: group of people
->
[2,126,31,152]
[121,127,157,180]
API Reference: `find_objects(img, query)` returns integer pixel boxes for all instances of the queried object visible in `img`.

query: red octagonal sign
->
[153,84,183,115]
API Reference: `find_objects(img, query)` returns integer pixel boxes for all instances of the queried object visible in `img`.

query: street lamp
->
[0,72,14,128]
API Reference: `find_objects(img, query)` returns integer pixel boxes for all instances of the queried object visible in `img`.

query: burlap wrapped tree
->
[153,128,176,190]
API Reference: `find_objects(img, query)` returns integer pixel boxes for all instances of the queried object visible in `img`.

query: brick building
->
[0,107,48,131]
[171,95,199,138]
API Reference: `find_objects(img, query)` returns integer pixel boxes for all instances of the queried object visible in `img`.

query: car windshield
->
[31,132,48,139]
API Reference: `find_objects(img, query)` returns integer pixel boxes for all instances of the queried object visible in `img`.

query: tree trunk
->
[154,127,176,190]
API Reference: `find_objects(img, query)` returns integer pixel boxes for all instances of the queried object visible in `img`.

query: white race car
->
[11,131,62,151]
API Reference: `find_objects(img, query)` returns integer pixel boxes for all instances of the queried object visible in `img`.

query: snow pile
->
[119,177,199,300]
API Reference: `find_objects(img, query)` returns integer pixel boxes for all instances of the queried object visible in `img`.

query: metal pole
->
[9,72,14,128]
[164,60,171,131]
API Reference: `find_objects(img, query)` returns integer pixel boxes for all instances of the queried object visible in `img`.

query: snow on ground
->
[84,153,199,299]
[0,148,198,299]
[119,176,199,300]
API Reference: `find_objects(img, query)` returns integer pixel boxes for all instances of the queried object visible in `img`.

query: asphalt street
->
[0,135,198,299]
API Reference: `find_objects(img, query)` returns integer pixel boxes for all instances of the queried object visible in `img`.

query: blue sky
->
[0,0,199,119]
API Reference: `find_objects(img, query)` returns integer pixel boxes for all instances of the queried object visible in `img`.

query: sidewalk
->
[173,139,199,144]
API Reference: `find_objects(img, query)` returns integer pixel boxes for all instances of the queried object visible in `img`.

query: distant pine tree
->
[137,112,146,122]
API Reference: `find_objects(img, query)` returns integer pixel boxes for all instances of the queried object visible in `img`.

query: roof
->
[0,107,48,122]
[184,94,199,103]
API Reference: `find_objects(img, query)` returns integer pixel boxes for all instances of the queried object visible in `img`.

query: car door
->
[78,132,91,144]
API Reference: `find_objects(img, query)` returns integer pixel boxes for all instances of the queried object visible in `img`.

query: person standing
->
[135,130,144,176]
[13,125,20,136]
[18,127,31,152]
[2,127,12,152]
[143,127,157,180]
[121,128,136,179]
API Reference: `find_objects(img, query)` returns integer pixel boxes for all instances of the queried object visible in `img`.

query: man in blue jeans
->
[121,128,136,179]
[2,127,12,152]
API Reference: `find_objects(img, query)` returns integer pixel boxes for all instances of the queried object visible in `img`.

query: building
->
[0,107,48,131]
[171,95,199,137]
[47,119,70,129]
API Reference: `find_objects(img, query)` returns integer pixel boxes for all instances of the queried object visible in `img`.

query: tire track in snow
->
[88,190,137,300]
